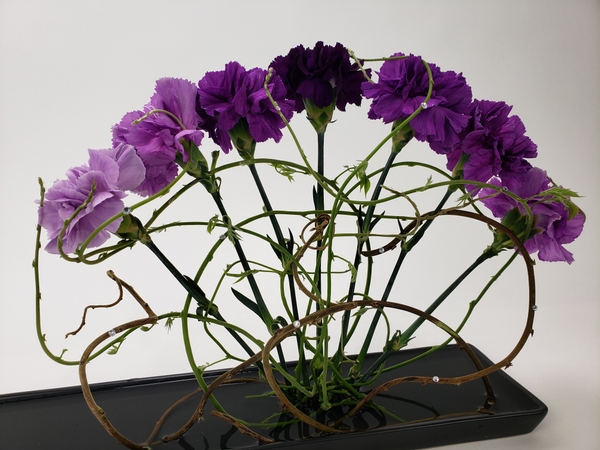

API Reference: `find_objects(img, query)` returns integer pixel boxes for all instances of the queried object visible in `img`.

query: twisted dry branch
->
[78,271,158,450]
[291,213,331,302]
[78,209,536,446]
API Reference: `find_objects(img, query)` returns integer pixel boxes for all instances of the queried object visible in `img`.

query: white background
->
[0,1,598,449]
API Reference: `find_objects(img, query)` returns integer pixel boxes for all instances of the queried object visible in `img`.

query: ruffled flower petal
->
[479,168,584,263]
[38,154,129,254]
[270,41,369,113]
[197,62,294,150]
[363,54,472,152]
[112,78,203,196]
[448,100,537,192]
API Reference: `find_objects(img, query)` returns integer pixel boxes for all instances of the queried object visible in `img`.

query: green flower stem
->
[378,251,520,377]
[142,239,257,359]
[247,163,286,250]
[309,131,327,381]
[353,187,453,376]
[358,246,498,384]
[316,131,325,212]
[314,130,326,292]
[210,186,292,380]
[210,191,274,330]
[452,251,518,334]
[244,165,297,377]
[338,149,401,351]
[404,247,500,335]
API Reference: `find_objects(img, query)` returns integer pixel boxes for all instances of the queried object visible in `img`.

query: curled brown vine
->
[76,209,536,447]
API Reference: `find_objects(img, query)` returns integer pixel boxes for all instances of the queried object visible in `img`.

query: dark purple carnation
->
[446,99,537,192]
[197,61,294,152]
[38,146,145,254]
[112,78,204,196]
[479,168,585,263]
[362,54,472,152]
[270,41,369,113]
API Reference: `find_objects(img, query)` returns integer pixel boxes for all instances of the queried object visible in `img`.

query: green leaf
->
[352,307,369,318]
[107,339,125,356]
[456,191,473,206]
[164,316,175,332]
[270,163,299,182]
[207,215,219,234]
[231,269,259,284]
[566,200,581,220]
[354,160,370,194]
[347,260,358,282]
[417,175,433,192]
[231,288,262,318]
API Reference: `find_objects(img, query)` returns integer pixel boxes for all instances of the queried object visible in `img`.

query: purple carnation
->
[446,100,537,192]
[197,61,294,152]
[195,97,233,153]
[112,78,204,196]
[38,145,144,254]
[270,41,369,113]
[362,54,472,152]
[480,168,585,263]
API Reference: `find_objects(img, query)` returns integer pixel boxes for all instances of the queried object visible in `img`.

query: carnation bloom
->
[195,98,232,153]
[479,168,585,263]
[446,100,538,192]
[38,145,144,254]
[270,41,368,113]
[362,54,472,152]
[197,61,294,152]
[112,78,204,196]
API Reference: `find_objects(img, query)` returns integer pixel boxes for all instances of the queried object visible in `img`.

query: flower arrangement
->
[34,42,585,448]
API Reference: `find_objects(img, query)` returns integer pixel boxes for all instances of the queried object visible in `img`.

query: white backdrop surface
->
[0,1,598,449]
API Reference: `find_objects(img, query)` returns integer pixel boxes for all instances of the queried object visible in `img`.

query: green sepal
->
[116,214,146,242]
[490,207,537,252]
[303,97,336,133]
[391,121,414,153]
[229,119,256,160]
[176,141,219,193]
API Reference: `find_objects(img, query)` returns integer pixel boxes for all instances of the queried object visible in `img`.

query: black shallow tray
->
[0,345,547,449]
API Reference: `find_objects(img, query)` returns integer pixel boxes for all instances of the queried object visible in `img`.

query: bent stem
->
[380,251,520,377]
[351,187,454,372]
[358,245,498,383]
[210,191,275,330]
[338,148,402,354]
[142,238,257,359]
[399,247,498,348]
[247,163,286,250]
[210,188,292,376]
